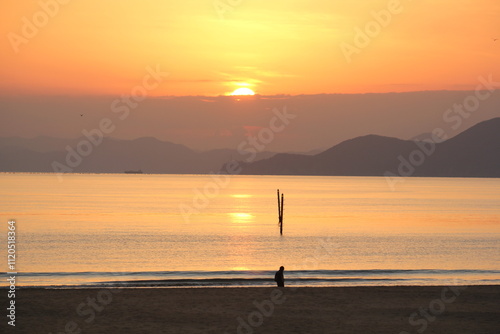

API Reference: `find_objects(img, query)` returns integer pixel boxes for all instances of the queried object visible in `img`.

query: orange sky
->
[1,0,499,96]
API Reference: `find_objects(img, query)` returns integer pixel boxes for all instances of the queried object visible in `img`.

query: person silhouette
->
[274,266,285,287]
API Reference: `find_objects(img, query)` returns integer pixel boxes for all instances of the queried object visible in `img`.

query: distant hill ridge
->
[237,117,500,177]
[0,136,275,174]
[0,118,498,177]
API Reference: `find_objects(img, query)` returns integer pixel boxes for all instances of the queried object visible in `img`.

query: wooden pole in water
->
[277,189,284,235]
[280,193,284,235]
[277,189,281,225]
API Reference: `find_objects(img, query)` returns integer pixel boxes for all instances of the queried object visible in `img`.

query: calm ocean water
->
[1,173,499,287]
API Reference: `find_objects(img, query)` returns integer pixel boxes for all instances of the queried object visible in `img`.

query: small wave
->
[4,269,499,288]
[5,268,500,277]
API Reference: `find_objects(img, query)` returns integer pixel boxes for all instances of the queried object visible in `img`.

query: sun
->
[230,87,255,96]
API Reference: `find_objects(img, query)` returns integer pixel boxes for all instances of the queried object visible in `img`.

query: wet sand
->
[2,285,499,333]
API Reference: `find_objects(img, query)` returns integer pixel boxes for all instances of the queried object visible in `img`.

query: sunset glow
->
[1,2,499,331]
[1,0,498,96]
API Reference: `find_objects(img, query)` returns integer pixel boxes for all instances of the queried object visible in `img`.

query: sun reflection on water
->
[231,194,252,198]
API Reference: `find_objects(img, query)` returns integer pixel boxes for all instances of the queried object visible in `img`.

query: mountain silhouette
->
[1,118,498,177]
[237,118,500,177]
[0,136,275,174]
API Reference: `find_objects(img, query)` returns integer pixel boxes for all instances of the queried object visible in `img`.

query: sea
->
[1,173,499,288]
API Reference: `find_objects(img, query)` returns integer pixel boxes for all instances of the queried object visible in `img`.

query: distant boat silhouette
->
[124,169,143,174]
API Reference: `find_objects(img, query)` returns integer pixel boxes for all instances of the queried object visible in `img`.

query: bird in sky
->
[493,38,498,42]
[80,114,84,117]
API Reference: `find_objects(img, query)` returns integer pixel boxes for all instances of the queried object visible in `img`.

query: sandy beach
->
[2,285,498,333]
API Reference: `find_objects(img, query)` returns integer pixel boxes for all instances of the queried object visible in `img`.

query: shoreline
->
[5,283,498,289]
[7,268,500,289]
[2,285,499,333]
